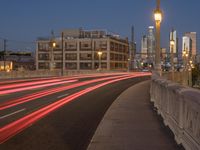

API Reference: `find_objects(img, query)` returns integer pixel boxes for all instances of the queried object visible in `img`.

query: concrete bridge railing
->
[150,75,200,150]
[0,70,125,79]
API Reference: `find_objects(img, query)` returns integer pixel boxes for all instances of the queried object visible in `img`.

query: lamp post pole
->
[170,39,175,80]
[182,48,189,85]
[3,39,7,71]
[50,41,56,71]
[61,32,64,76]
[154,0,162,76]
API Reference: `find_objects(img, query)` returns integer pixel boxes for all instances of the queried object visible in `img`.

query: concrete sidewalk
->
[87,80,184,150]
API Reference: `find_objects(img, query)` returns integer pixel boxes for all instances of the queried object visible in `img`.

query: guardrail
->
[150,74,200,150]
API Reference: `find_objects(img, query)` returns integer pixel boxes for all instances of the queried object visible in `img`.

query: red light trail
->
[0,73,150,144]
[0,74,131,110]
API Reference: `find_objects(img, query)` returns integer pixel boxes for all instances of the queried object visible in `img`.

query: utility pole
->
[3,39,7,71]
[130,26,135,70]
[61,32,64,76]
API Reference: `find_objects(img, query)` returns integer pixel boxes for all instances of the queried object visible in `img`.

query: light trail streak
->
[0,77,59,85]
[0,79,65,91]
[0,80,78,95]
[0,73,150,144]
[0,74,132,110]
[0,73,127,91]
[0,72,127,86]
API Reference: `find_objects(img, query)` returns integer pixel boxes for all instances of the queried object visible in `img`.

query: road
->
[0,72,150,150]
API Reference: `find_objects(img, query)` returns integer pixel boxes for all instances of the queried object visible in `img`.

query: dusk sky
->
[0,0,199,53]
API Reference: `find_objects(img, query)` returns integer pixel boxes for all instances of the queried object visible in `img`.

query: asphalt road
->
[0,73,150,150]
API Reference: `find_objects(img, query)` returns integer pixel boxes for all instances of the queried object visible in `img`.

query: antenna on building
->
[51,30,55,39]
[131,26,134,44]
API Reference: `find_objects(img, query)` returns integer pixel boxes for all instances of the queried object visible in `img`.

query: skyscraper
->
[170,30,178,55]
[147,26,155,64]
[184,32,197,56]
[182,36,192,55]
[141,35,148,59]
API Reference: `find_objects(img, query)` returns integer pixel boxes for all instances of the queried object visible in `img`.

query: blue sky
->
[0,0,199,53]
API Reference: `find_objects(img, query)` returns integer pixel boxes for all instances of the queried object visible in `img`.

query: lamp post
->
[154,0,163,76]
[128,58,130,72]
[182,48,189,85]
[97,51,103,70]
[170,39,175,80]
[49,40,56,71]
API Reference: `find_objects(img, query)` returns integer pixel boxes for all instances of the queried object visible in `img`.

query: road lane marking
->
[0,108,26,120]
[57,93,69,99]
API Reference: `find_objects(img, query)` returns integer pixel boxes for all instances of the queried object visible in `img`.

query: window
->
[94,53,107,60]
[95,41,107,50]
[80,42,92,50]
[65,63,77,70]
[54,62,62,69]
[38,43,49,51]
[38,62,49,69]
[110,42,114,51]
[80,63,92,69]
[65,42,77,51]
[65,53,77,60]
[38,54,49,60]
[80,53,92,60]
[54,54,62,60]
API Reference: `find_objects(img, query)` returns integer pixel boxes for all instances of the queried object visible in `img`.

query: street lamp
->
[182,48,191,86]
[49,40,56,71]
[154,0,163,76]
[170,39,175,80]
[97,51,103,70]
[128,58,130,72]
[61,32,64,76]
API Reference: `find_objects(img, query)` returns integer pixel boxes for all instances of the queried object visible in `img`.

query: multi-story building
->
[0,51,34,71]
[170,29,178,56]
[147,26,155,57]
[141,35,148,59]
[36,29,129,71]
[141,26,155,65]
[182,36,192,56]
[184,32,197,57]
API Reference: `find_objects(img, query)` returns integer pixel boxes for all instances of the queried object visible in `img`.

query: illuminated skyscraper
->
[147,26,155,64]
[170,30,178,55]
[141,35,148,59]
[182,36,192,56]
[184,32,197,57]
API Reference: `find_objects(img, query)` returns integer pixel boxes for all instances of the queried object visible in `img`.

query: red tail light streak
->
[0,74,131,110]
[0,73,150,144]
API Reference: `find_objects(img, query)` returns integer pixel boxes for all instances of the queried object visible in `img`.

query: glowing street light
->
[52,42,56,48]
[49,40,56,71]
[154,0,163,75]
[97,51,103,70]
[154,10,162,22]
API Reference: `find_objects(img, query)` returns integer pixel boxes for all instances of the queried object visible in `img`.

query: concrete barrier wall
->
[0,70,124,79]
[150,75,200,150]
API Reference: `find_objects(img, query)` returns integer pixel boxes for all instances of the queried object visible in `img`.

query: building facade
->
[147,26,155,56]
[182,36,192,56]
[36,29,129,71]
[141,35,148,59]
[140,26,155,65]
[184,32,197,57]
[170,30,178,55]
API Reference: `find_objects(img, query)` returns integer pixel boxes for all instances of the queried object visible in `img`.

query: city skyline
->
[0,0,200,53]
